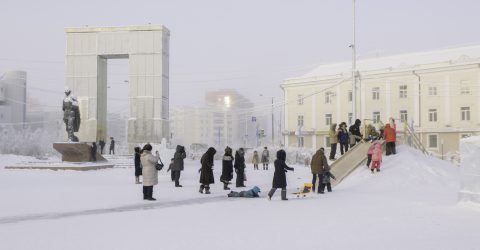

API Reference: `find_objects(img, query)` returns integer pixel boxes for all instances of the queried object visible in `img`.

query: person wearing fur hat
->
[134,146,142,184]
[234,148,246,187]
[199,147,216,194]
[268,150,294,200]
[140,144,160,201]
[220,146,234,190]
[172,145,186,187]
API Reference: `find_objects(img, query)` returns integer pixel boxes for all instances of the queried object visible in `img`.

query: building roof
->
[296,44,480,80]
[65,24,168,33]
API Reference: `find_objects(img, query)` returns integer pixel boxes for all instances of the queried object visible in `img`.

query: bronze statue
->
[63,87,81,142]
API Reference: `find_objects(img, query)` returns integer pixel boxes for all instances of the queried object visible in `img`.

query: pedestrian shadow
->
[0,195,229,225]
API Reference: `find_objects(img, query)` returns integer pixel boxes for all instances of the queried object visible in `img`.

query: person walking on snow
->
[371,143,382,173]
[252,150,259,170]
[220,146,234,190]
[261,147,270,170]
[234,148,246,187]
[366,142,378,168]
[134,146,142,184]
[319,165,336,193]
[199,147,216,194]
[268,150,294,200]
[172,145,186,187]
[310,148,328,193]
[329,123,339,160]
[140,144,160,201]
[384,118,397,155]
[109,137,115,155]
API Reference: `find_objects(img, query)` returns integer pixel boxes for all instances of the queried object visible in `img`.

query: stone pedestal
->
[53,142,107,162]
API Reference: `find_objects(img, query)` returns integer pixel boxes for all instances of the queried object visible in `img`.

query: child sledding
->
[227,186,261,198]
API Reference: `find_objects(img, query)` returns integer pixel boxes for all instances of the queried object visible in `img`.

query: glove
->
[292,168,295,171]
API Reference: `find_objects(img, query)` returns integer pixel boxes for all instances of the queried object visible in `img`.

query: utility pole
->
[271,97,274,146]
[351,0,357,120]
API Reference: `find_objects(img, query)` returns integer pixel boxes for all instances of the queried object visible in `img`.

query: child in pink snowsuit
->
[371,143,382,173]
[366,143,376,168]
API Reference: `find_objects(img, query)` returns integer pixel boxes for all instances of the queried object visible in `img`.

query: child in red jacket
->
[371,143,382,173]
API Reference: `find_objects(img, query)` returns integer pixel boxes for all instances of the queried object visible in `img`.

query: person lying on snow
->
[227,186,261,198]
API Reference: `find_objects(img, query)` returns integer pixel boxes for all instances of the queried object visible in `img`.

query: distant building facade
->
[0,71,27,124]
[282,45,480,158]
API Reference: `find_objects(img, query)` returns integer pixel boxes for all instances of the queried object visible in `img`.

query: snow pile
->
[459,136,480,204]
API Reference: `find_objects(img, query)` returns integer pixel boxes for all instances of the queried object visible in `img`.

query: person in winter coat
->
[220,146,234,190]
[199,147,216,194]
[319,165,336,193]
[338,122,349,155]
[234,148,246,187]
[261,147,270,170]
[349,119,363,146]
[371,143,382,173]
[99,139,106,154]
[172,145,186,187]
[227,186,261,198]
[90,142,97,162]
[268,150,294,200]
[366,142,378,168]
[329,123,339,160]
[384,119,397,155]
[140,144,160,201]
[252,151,259,170]
[109,137,115,155]
[310,148,328,193]
[167,158,175,181]
[134,146,142,184]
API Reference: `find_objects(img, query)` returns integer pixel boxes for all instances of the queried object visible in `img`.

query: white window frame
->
[348,90,352,102]
[325,114,332,126]
[372,87,380,100]
[427,134,439,149]
[460,81,471,95]
[428,109,437,122]
[297,94,304,105]
[428,86,437,96]
[297,115,304,126]
[400,110,408,123]
[461,107,471,121]
[372,111,380,123]
[399,85,407,99]
[325,91,334,104]
[297,136,304,148]
[348,113,353,125]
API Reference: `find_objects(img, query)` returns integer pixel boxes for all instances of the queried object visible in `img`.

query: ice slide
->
[330,140,385,186]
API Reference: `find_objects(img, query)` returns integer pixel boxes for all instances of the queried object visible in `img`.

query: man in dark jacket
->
[220,147,234,190]
[268,150,294,200]
[349,119,363,146]
[234,148,246,188]
[199,147,216,194]
[90,142,97,162]
[109,137,115,155]
[99,139,106,154]
[172,145,186,187]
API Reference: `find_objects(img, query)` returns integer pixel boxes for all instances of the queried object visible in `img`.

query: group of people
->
[251,147,270,170]
[366,118,397,173]
[89,137,116,162]
[328,119,363,160]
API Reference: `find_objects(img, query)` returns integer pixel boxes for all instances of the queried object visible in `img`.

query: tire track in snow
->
[0,195,229,225]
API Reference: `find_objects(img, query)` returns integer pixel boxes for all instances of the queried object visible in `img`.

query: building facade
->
[282,45,480,158]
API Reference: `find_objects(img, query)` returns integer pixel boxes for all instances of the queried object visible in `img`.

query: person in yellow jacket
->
[329,123,339,160]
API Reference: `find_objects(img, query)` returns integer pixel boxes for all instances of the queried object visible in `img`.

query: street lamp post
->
[351,0,357,120]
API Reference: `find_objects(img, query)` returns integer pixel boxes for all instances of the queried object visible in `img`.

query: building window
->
[348,113,353,125]
[297,115,304,126]
[372,87,380,100]
[297,137,304,148]
[428,134,438,148]
[399,85,407,98]
[400,110,408,123]
[372,112,380,123]
[325,91,334,104]
[325,114,332,126]
[428,109,437,122]
[348,90,352,102]
[297,94,304,105]
[428,86,437,96]
[460,81,471,95]
[461,107,470,121]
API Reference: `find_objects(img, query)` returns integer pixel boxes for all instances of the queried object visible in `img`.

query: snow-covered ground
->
[0,145,479,250]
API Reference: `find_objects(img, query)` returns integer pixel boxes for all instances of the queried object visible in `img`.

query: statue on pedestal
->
[63,87,81,142]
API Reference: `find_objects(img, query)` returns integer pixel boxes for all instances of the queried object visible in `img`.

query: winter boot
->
[146,186,156,201]
[223,182,230,190]
[266,165,268,170]
[281,189,288,200]
[205,186,211,194]
[143,186,148,200]
[199,185,204,194]
[371,169,374,173]
[135,176,141,184]
[268,188,276,200]
[318,184,325,194]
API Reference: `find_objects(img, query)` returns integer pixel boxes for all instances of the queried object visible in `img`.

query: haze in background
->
[0,0,479,112]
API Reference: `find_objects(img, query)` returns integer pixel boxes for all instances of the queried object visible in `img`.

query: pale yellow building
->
[281,45,480,159]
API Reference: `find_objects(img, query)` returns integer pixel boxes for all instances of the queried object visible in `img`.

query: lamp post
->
[259,94,275,146]
[351,0,357,120]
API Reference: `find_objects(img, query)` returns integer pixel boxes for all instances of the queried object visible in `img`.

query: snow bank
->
[459,136,480,205]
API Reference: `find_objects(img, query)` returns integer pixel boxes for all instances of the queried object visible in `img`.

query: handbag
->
[155,159,164,171]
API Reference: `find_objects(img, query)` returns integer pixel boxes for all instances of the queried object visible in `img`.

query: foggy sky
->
[0,0,479,113]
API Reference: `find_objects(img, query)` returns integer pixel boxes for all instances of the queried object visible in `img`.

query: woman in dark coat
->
[268,149,294,200]
[134,147,142,184]
[220,146,234,190]
[199,147,216,194]
[234,148,246,188]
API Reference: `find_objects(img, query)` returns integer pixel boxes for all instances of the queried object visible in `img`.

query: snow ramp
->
[331,140,385,186]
